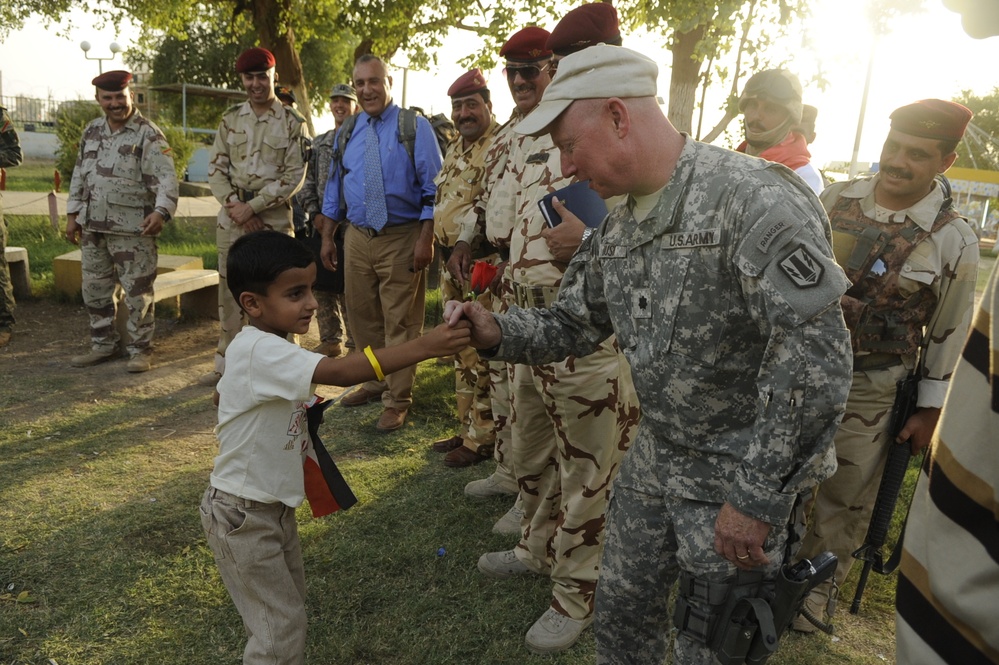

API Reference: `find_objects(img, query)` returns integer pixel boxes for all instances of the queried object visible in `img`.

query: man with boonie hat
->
[736,68,824,194]
[202,46,309,386]
[65,69,179,373]
[429,68,501,469]
[461,29,639,655]
[445,43,852,663]
[295,82,359,359]
[793,98,978,635]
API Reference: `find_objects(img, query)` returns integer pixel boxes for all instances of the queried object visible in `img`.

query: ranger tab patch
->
[779,245,823,288]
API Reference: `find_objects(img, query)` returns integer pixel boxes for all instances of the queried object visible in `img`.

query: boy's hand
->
[443,300,502,350]
[423,320,472,356]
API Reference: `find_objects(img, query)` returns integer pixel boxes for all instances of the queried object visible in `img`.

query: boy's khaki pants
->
[200,487,307,665]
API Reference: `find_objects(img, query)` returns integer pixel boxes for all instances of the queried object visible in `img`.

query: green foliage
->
[158,125,197,182]
[54,100,102,185]
[953,87,999,171]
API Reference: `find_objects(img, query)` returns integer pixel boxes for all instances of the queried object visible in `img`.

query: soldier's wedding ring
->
[736,554,750,560]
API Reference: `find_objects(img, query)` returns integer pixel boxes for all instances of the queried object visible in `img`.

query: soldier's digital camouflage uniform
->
[456,110,526,490]
[490,136,853,664]
[297,128,348,348]
[434,119,499,457]
[796,174,979,622]
[66,110,178,358]
[486,123,640,622]
[208,98,308,374]
[0,106,23,340]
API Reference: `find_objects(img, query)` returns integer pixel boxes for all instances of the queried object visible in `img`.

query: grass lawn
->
[2,159,60,193]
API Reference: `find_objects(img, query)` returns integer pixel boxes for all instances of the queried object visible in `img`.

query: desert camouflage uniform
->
[456,111,525,488]
[297,128,348,347]
[491,138,853,664]
[797,174,979,620]
[486,127,641,622]
[209,98,308,373]
[434,119,499,455]
[67,111,179,358]
[0,106,23,334]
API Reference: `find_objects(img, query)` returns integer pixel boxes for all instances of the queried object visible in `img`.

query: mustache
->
[513,83,535,94]
[882,167,912,180]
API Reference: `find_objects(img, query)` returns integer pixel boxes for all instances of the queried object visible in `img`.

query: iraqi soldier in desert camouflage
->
[446,45,853,665]
[0,105,23,348]
[455,27,640,656]
[65,70,179,373]
[201,47,309,385]
[429,68,500,468]
[793,99,979,634]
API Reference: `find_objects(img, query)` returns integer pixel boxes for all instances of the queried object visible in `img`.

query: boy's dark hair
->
[227,230,315,305]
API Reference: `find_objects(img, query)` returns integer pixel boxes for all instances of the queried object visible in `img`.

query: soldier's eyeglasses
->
[503,62,551,82]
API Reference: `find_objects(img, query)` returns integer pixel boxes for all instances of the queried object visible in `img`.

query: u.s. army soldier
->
[66,70,179,373]
[446,45,853,665]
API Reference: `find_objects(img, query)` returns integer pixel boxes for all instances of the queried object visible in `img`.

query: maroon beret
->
[448,68,488,98]
[890,99,973,142]
[500,27,553,63]
[92,70,132,91]
[235,47,276,73]
[547,3,621,56]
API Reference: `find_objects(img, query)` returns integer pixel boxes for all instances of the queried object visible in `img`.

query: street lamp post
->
[80,41,123,74]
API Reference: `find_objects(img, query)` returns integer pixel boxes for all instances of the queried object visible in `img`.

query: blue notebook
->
[538,180,607,228]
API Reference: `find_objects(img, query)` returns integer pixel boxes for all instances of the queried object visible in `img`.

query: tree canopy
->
[953,88,999,171]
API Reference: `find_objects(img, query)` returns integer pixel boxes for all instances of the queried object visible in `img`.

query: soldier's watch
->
[581,227,595,243]
[155,207,172,223]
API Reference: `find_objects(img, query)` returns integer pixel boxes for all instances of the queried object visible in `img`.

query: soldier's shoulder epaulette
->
[223,102,245,116]
[286,106,307,124]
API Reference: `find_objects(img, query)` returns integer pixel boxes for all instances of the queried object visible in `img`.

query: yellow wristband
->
[363,345,385,381]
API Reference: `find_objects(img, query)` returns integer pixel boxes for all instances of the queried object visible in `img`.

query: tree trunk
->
[667,25,706,135]
[250,0,316,137]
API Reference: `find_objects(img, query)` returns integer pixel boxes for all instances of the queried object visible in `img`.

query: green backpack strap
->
[333,114,358,222]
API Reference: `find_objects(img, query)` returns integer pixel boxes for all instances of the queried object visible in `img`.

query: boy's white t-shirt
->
[210,326,326,507]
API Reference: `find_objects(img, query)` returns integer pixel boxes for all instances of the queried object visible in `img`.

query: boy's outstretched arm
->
[443,300,502,350]
[311,321,471,386]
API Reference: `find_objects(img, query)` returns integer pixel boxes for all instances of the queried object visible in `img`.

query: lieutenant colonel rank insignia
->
[779,244,822,288]
[631,288,652,319]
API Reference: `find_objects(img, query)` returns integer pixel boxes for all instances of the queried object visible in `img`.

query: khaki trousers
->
[344,222,426,410]
[511,337,638,619]
[200,487,307,665]
[214,208,293,374]
[797,363,911,613]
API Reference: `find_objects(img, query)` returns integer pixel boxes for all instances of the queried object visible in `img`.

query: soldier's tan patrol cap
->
[329,84,357,101]
[515,44,657,137]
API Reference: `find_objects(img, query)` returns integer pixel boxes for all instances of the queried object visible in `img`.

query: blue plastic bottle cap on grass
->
[437,547,446,557]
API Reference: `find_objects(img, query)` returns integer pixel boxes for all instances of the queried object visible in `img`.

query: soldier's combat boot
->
[71,348,117,368]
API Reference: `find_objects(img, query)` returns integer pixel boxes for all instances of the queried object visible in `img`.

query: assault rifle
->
[849,371,921,614]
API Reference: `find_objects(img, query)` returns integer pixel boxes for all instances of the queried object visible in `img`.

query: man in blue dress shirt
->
[321,54,443,431]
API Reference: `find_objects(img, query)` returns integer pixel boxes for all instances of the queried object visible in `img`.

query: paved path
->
[1,191,220,223]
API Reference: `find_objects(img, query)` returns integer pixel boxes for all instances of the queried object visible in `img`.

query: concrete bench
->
[4,246,31,299]
[53,250,207,298]
[152,269,219,319]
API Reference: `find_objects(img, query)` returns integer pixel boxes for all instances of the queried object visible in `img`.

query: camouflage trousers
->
[797,363,910,617]
[214,211,294,374]
[315,290,349,346]
[80,231,157,357]
[0,209,14,331]
[596,451,788,665]
[510,337,638,620]
[441,267,496,454]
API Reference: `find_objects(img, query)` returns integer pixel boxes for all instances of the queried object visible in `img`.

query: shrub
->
[159,125,196,181]
[54,100,102,184]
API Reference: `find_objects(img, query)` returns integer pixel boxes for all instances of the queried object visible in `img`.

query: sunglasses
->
[503,62,551,82]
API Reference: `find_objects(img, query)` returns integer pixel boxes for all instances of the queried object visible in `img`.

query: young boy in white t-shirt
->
[200,230,470,664]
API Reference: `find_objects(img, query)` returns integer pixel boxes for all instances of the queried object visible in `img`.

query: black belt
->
[350,220,419,238]
[235,188,258,203]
